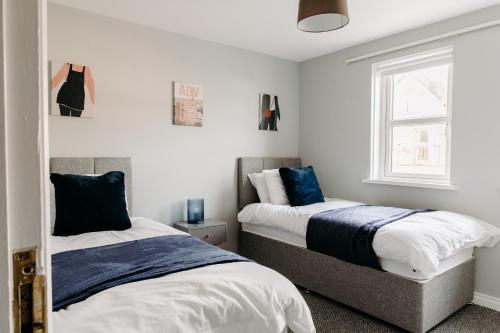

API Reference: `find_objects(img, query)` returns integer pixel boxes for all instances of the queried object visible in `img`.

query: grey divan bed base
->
[237,157,474,333]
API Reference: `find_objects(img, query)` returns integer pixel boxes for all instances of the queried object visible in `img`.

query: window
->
[369,48,453,187]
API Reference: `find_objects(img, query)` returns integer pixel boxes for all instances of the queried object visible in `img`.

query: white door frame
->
[38,0,53,330]
[0,1,12,332]
[0,0,51,331]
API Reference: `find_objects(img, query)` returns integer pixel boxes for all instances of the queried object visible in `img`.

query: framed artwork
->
[50,61,95,118]
[259,93,280,131]
[173,82,203,127]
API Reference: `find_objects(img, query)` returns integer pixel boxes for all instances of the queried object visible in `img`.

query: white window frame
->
[369,47,454,187]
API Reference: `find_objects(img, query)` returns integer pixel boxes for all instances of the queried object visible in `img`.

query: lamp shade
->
[298,0,349,33]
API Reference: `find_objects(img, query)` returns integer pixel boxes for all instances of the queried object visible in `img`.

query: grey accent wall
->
[300,6,500,299]
[48,4,300,252]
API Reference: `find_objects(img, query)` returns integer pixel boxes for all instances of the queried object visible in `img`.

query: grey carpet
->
[298,288,500,333]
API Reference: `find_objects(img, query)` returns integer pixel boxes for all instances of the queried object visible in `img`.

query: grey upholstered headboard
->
[50,157,133,213]
[237,157,301,210]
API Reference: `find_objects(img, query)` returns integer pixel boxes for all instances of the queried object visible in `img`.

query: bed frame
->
[237,157,474,333]
[50,157,133,214]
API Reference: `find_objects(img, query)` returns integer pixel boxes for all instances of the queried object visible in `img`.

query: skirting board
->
[473,292,500,312]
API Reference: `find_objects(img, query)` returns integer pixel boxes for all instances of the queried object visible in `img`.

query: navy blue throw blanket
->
[52,235,250,311]
[306,205,432,269]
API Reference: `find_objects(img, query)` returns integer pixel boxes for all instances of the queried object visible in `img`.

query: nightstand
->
[174,219,227,246]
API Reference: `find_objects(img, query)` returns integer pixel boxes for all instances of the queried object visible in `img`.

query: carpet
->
[298,288,500,333]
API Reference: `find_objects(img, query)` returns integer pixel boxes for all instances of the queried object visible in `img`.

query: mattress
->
[379,248,473,280]
[238,198,500,279]
[242,219,475,281]
[242,224,306,248]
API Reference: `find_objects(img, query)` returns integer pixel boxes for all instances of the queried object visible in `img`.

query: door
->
[0,0,51,332]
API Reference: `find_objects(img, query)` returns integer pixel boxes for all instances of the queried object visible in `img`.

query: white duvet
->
[52,218,315,333]
[238,198,500,278]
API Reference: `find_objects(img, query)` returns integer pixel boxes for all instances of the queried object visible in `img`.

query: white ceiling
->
[49,0,500,62]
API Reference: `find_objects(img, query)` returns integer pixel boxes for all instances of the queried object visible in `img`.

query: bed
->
[50,157,315,333]
[236,157,496,333]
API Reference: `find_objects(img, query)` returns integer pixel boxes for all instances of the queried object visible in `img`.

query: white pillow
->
[248,172,271,203]
[263,169,289,205]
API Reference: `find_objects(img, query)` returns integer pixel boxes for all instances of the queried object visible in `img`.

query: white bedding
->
[238,198,500,278]
[241,223,474,280]
[52,218,315,333]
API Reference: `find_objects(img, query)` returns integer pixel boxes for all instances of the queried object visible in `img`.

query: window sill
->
[362,178,457,191]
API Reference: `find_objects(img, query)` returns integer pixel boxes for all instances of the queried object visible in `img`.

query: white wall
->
[5,0,43,253]
[300,6,500,299]
[1,0,46,332]
[48,4,300,251]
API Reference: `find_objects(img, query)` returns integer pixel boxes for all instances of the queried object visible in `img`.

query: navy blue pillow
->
[51,171,131,236]
[279,166,325,207]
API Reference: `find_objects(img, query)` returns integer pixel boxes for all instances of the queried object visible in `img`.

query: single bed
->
[240,222,475,281]
[237,157,485,333]
[50,157,315,333]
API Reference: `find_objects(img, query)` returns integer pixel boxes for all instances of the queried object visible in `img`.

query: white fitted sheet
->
[238,198,500,279]
[379,248,474,280]
[52,218,315,333]
[241,223,473,280]
[242,224,307,248]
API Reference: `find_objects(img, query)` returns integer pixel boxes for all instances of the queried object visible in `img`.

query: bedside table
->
[174,219,227,245]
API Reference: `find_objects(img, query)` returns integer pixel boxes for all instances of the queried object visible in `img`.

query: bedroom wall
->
[300,6,500,300]
[48,4,300,251]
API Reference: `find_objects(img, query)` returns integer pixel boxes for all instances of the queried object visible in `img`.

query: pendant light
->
[297,0,349,33]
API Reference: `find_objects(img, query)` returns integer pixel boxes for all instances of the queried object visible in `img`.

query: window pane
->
[392,64,449,120]
[391,123,447,176]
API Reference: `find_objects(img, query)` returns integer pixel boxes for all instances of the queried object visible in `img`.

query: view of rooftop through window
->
[390,64,450,176]
[392,64,449,120]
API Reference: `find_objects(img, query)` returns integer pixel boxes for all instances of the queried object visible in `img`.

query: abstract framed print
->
[259,93,280,131]
[173,82,203,127]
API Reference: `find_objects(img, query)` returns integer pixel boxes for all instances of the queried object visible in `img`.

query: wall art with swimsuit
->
[50,61,95,118]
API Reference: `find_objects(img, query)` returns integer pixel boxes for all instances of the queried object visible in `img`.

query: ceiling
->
[49,0,500,62]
